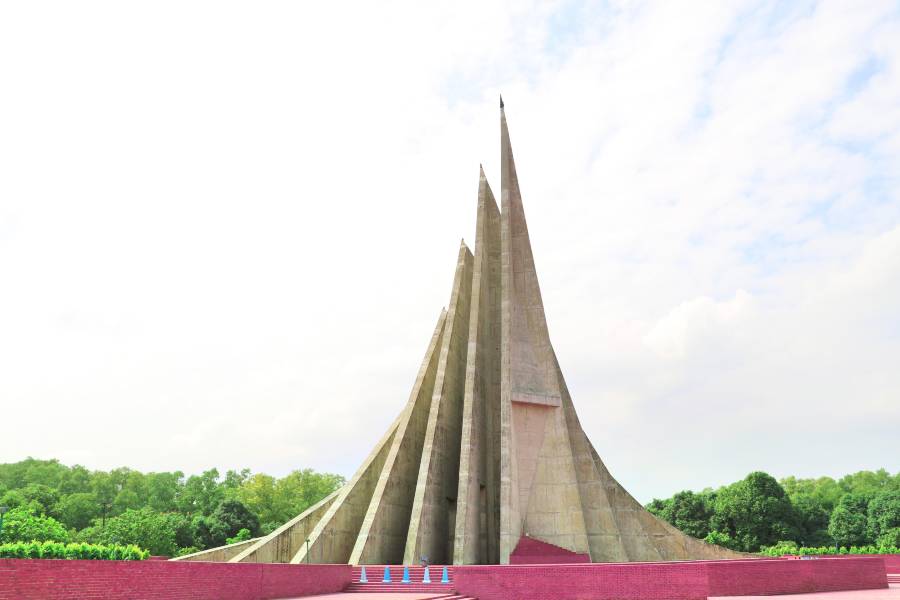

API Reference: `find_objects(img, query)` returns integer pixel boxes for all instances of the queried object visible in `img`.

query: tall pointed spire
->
[500,94,560,408]
[499,104,576,564]
[454,166,501,565]
[174,102,743,567]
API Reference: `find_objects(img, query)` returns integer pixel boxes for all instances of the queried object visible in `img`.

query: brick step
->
[351,566,454,584]
[348,583,455,588]
[345,593,473,600]
[351,567,452,573]
[349,581,455,593]
[345,584,455,588]
[345,586,456,592]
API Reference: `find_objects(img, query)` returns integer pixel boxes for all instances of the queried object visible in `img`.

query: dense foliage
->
[0,506,70,543]
[0,540,148,560]
[758,540,900,556]
[0,458,344,557]
[647,469,900,552]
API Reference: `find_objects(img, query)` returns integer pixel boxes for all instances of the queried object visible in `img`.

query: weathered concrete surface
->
[291,417,400,564]
[404,242,474,565]
[349,311,448,565]
[453,168,502,565]
[495,105,739,564]
[228,490,339,563]
[180,103,742,565]
[170,536,263,562]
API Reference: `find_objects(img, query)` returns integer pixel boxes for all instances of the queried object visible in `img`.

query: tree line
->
[0,458,344,556]
[646,469,900,552]
[3,459,897,557]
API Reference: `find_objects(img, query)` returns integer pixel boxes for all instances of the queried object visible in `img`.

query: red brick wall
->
[1,555,890,600]
[706,557,887,596]
[455,562,709,600]
[0,559,351,600]
[453,557,888,600]
[880,555,900,571]
[509,536,591,564]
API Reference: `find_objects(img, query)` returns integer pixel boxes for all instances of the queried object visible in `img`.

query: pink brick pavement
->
[710,582,900,599]
[286,595,448,600]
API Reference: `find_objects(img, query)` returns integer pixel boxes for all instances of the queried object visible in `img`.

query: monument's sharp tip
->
[499,94,504,109]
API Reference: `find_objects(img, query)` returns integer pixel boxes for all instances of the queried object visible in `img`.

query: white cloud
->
[643,290,755,360]
[0,0,898,502]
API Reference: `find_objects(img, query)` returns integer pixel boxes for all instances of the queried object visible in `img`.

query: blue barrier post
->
[383,566,391,582]
[402,565,411,583]
[441,566,450,584]
[423,565,431,583]
[360,566,368,583]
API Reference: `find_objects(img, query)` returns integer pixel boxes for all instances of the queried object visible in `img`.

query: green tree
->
[646,497,672,518]
[237,474,281,528]
[0,458,68,491]
[828,493,870,547]
[178,469,224,516]
[279,469,345,514]
[121,471,149,506]
[838,469,896,497]
[0,490,28,511]
[704,530,740,550]
[877,527,900,547]
[113,489,142,514]
[55,492,99,530]
[91,472,118,523]
[237,469,344,530]
[190,514,224,549]
[59,465,92,495]
[222,469,251,498]
[18,484,60,518]
[78,508,177,556]
[781,475,844,513]
[211,499,260,538]
[147,472,183,513]
[166,512,194,549]
[867,490,900,543]
[647,491,714,539]
[709,471,799,552]
[666,490,714,539]
[0,506,70,543]
[791,494,832,546]
[226,528,252,544]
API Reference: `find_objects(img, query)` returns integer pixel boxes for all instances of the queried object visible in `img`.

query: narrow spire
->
[499,94,504,109]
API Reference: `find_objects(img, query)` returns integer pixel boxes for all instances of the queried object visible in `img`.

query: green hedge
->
[760,543,900,557]
[0,541,149,560]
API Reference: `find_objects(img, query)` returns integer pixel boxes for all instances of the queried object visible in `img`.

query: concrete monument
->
[175,100,741,565]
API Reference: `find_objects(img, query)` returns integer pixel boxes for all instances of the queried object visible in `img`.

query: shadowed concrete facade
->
[173,102,741,565]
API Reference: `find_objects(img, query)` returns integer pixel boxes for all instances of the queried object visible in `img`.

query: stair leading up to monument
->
[345,566,472,597]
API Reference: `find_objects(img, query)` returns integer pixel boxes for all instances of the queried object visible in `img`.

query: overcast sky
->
[1,1,898,503]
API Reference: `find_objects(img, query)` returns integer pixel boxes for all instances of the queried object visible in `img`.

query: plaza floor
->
[284,595,457,600]
[709,583,900,599]
[285,584,900,600]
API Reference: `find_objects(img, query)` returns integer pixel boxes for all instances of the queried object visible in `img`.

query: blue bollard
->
[422,566,431,583]
[441,566,450,584]
[383,566,391,582]
[360,566,368,583]
[402,565,410,583]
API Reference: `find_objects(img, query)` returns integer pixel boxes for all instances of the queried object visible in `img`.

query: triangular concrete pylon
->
[173,102,743,566]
